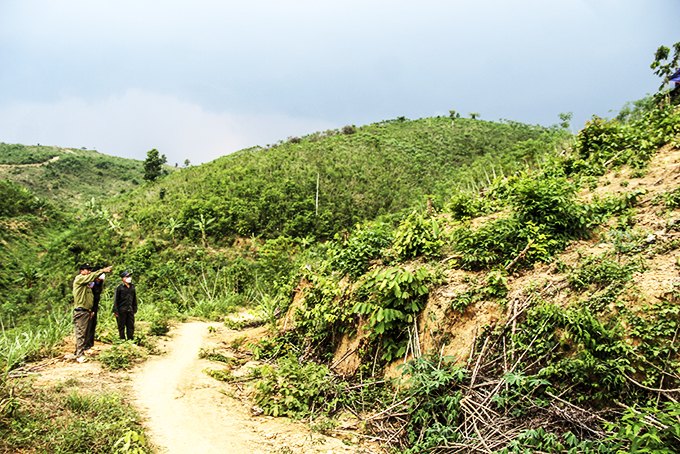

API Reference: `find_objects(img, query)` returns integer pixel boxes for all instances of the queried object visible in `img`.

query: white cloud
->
[0,89,334,165]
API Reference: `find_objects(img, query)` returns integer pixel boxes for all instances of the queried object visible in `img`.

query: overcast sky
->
[0,1,678,166]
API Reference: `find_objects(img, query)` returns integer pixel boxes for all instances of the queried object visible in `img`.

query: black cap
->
[79,263,93,270]
[120,271,132,278]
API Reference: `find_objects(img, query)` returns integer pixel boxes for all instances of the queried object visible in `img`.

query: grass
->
[99,341,148,371]
[0,310,72,380]
[0,379,148,453]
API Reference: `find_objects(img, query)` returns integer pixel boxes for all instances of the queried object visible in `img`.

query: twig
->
[472,418,493,454]
[440,255,461,264]
[413,317,421,357]
[603,150,623,167]
[658,325,679,407]
[372,338,381,377]
[545,391,609,424]
[623,373,680,393]
[343,380,388,391]
[365,397,411,422]
[482,319,549,406]
[437,343,445,369]
[466,326,478,368]
[469,336,490,391]
[505,239,535,271]
[330,347,359,369]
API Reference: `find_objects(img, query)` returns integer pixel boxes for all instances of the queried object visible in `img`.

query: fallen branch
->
[365,397,411,422]
[505,239,535,271]
[545,391,609,424]
[623,373,680,393]
[440,255,461,264]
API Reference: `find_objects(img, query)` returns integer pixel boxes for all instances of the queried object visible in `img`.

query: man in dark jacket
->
[85,271,105,351]
[112,270,137,340]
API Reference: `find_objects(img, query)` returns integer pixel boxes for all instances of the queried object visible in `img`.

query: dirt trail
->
[131,321,368,454]
[0,155,60,168]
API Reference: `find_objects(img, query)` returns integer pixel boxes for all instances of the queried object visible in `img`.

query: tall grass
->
[0,309,71,380]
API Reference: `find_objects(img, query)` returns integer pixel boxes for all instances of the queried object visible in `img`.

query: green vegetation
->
[123,115,570,241]
[0,143,153,208]
[239,96,680,452]
[2,49,680,451]
[98,341,149,371]
[0,379,147,453]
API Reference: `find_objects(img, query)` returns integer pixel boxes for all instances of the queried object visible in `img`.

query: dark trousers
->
[117,312,135,340]
[85,311,98,349]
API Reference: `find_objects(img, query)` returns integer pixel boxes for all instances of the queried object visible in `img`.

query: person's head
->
[79,263,93,275]
[120,271,132,284]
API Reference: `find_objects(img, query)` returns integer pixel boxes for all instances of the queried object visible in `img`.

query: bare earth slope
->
[131,321,367,454]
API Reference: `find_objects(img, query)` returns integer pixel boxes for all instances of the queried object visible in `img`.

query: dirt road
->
[131,321,369,454]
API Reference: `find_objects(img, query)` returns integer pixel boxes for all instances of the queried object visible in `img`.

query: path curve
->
[131,321,262,453]
[130,321,364,454]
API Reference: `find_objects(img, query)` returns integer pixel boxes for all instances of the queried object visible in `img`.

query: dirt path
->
[0,155,60,168]
[131,321,370,454]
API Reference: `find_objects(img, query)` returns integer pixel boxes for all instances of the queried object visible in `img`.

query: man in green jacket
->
[72,263,112,361]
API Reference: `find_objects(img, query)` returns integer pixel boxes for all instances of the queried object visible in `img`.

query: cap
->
[79,263,93,270]
[120,271,132,278]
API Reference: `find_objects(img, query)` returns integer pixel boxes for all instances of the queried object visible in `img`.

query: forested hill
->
[115,116,570,242]
[0,143,149,208]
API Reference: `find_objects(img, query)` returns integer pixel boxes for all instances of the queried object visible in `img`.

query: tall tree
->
[651,42,680,105]
[143,148,167,182]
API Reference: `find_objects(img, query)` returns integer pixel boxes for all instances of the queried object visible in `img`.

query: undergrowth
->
[0,380,148,453]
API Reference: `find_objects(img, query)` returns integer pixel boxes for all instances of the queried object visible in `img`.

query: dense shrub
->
[327,222,392,279]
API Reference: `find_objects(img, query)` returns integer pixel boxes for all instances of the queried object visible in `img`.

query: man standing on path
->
[113,271,137,340]
[84,270,105,351]
[72,263,112,361]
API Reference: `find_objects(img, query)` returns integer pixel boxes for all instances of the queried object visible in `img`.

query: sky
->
[0,0,678,166]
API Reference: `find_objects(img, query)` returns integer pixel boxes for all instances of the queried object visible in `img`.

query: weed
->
[568,254,643,291]
[223,318,245,330]
[253,354,338,418]
[392,211,444,260]
[99,341,147,370]
[230,335,247,351]
[399,355,467,454]
[203,368,236,382]
[447,270,508,313]
[198,348,243,366]
[353,266,433,361]
[309,417,337,434]
[113,430,147,454]
[0,383,147,453]
[327,221,392,279]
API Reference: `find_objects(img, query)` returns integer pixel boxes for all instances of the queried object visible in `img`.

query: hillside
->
[0,143,149,208]
[112,116,570,242]
[0,115,568,326]
[3,102,680,453]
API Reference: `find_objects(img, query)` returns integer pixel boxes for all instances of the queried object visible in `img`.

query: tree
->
[183,159,191,167]
[469,112,481,120]
[449,110,460,126]
[143,148,167,182]
[651,42,680,102]
[558,112,573,130]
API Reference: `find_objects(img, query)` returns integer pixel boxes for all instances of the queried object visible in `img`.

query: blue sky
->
[0,0,678,166]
